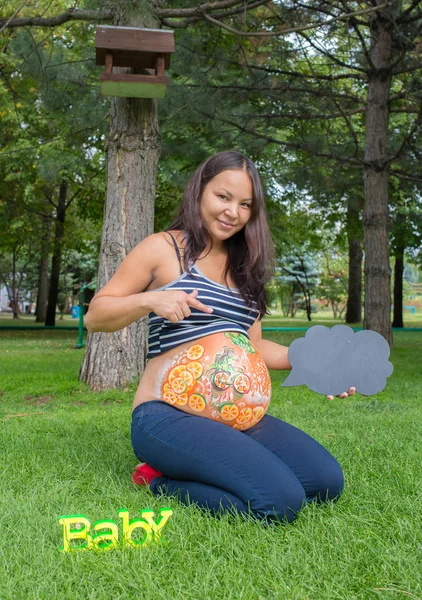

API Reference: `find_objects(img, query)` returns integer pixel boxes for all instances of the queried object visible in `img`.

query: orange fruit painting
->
[188,393,206,412]
[233,373,251,395]
[211,370,231,391]
[187,361,203,379]
[163,384,178,405]
[176,392,188,406]
[159,332,271,430]
[168,365,187,383]
[218,403,239,421]
[179,369,194,388]
[236,407,253,424]
[171,377,188,395]
[186,344,205,360]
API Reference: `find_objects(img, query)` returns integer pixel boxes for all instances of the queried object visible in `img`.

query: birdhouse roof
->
[95,25,175,69]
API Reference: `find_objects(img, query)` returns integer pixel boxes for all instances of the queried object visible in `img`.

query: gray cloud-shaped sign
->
[281,325,393,396]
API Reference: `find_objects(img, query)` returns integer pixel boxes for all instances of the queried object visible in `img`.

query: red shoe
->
[132,463,163,485]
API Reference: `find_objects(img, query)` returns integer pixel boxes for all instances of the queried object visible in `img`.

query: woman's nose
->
[224,203,238,218]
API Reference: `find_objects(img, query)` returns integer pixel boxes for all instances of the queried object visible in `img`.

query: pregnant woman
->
[85,150,354,524]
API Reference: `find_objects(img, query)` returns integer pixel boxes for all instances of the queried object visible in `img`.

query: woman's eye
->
[218,195,228,200]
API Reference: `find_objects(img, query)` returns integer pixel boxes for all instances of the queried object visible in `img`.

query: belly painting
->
[155,332,271,431]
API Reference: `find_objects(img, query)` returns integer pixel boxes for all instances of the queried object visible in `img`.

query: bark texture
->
[35,214,51,322]
[392,246,404,329]
[345,197,363,324]
[79,92,159,389]
[363,5,393,346]
[45,180,67,326]
[346,238,363,323]
[10,250,19,318]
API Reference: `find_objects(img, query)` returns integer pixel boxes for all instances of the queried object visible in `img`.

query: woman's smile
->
[216,219,236,230]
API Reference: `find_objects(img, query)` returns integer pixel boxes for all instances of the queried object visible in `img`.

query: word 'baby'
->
[59,507,173,552]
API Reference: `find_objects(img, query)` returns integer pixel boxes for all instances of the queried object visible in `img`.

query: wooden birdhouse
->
[95,25,175,99]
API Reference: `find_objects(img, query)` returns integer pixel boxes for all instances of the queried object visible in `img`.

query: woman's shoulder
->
[133,230,180,248]
[131,230,186,258]
[164,229,186,245]
[158,230,187,251]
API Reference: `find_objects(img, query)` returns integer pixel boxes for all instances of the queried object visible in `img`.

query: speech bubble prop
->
[281,325,393,396]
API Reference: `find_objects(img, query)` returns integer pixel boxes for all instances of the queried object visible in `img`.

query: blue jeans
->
[131,401,344,523]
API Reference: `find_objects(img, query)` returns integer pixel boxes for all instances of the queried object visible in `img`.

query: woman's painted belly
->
[153,332,271,431]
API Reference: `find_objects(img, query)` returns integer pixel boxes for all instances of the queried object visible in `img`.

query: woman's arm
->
[84,234,163,333]
[85,234,212,333]
[248,320,291,370]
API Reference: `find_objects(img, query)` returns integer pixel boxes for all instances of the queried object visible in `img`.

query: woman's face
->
[200,169,253,245]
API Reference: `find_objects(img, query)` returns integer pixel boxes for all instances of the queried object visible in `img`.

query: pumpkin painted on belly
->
[158,332,271,430]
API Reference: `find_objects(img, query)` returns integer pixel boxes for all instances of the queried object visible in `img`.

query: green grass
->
[1,329,421,599]
[0,314,78,328]
[2,306,422,330]
[262,309,422,329]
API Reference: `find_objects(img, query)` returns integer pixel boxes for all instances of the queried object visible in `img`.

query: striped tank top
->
[146,234,259,359]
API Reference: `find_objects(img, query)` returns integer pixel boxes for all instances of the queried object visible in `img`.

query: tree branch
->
[161,0,269,29]
[390,169,422,184]
[230,106,366,120]
[162,0,269,28]
[197,109,365,166]
[331,96,362,157]
[396,11,422,25]
[0,115,109,159]
[0,0,393,35]
[65,166,106,210]
[0,9,114,29]
[41,187,57,211]
[159,0,264,18]
[0,0,29,33]
[393,62,422,76]
[185,82,362,102]
[341,1,377,72]
[396,0,422,24]
[387,100,422,165]
[293,33,365,154]
[228,61,366,80]
[199,2,392,38]
[298,31,369,74]
[0,1,267,29]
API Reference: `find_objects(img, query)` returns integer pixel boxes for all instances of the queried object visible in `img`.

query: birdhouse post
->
[95,25,175,98]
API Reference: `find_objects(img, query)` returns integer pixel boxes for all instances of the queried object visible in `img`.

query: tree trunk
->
[78,6,160,390]
[346,238,363,323]
[11,248,19,318]
[305,290,312,322]
[345,197,363,324]
[79,93,159,390]
[363,5,393,347]
[392,245,404,328]
[35,215,51,322]
[45,180,67,327]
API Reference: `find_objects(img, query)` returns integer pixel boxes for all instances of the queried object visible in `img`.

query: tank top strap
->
[167,232,184,275]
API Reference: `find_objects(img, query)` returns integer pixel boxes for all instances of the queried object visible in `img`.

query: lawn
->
[1,306,421,330]
[0,327,421,599]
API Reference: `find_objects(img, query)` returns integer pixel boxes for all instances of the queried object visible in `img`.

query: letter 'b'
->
[59,515,93,552]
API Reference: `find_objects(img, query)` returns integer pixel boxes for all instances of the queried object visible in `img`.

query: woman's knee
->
[313,459,345,503]
[252,481,307,524]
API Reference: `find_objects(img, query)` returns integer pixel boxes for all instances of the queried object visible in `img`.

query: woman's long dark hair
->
[167,151,275,317]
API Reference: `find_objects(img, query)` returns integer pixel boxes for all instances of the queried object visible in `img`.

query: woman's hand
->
[326,387,356,401]
[143,288,213,323]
